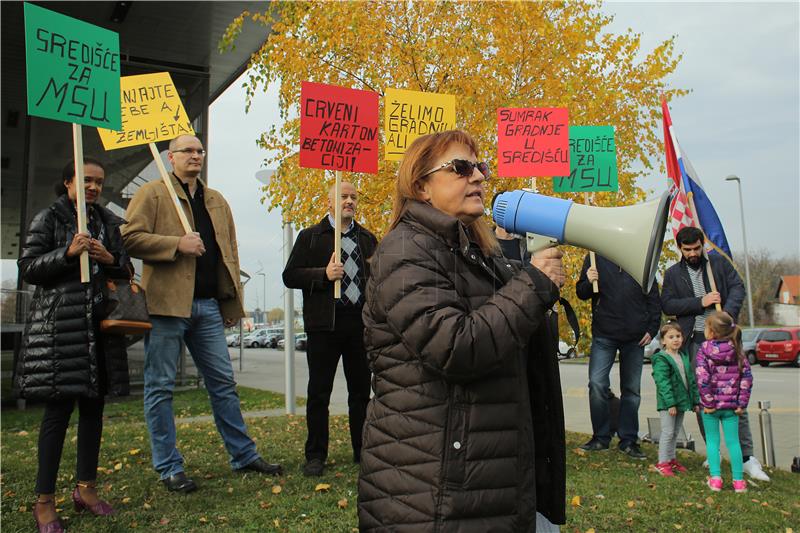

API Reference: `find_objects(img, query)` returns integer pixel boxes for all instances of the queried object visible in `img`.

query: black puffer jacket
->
[16,194,131,400]
[357,201,566,532]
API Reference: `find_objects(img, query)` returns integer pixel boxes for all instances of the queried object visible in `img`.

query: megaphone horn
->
[493,190,670,293]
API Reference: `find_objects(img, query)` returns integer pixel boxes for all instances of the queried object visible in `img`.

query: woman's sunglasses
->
[424,159,491,180]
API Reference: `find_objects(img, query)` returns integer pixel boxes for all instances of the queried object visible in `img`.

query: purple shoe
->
[72,486,115,516]
[33,501,64,533]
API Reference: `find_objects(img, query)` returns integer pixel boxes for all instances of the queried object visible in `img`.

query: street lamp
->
[256,168,296,414]
[257,272,266,324]
[725,175,755,328]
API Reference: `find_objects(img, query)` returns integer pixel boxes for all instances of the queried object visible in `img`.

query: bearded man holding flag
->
[659,99,770,482]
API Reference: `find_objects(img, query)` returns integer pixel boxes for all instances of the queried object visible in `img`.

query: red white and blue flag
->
[661,99,733,260]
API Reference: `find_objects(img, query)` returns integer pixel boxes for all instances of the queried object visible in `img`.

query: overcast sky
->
[205,1,799,312]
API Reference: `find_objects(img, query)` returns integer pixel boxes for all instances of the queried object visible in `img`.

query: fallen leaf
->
[227,487,233,494]
[129,449,141,456]
[199,516,207,523]
[273,519,280,527]
[585,529,596,533]
[570,495,582,507]
[159,517,170,525]
[785,528,792,533]
[259,501,271,509]
[674,525,683,530]
[574,448,586,457]
[595,494,605,499]
[271,485,282,495]
[17,430,28,436]
[627,500,635,508]
[143,502,151,510]
[114,463,122,471]
[315,483,331,492]
[338,498,348,508]
[18,505,27,512]
[762,502,770,507]
[121,497,131,504]
[705,497,714,505]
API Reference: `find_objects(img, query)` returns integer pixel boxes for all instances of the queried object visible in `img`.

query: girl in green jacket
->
[651,322,700,477]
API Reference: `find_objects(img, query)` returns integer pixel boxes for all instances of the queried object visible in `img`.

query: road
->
[231,347,800,471]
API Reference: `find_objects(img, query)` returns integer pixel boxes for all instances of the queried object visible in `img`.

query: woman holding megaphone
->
[357,130,566,532]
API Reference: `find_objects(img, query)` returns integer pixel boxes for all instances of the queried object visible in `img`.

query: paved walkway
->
[202,348,798,471]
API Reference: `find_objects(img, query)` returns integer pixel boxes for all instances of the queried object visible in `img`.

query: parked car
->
[264,328,284,348]
[225,333,240,347]
[741,327,769,365]
[643,332,662,364]
[295,333,307,351]
[755,327,800,367]
[243,329,271,348]
[558,340,577,360]
[276,333,307,351]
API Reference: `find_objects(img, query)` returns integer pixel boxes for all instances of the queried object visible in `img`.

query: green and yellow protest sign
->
[97,72,194,149]
[553,126,618,192]
[24,3,121,130]
[384,88,455,161]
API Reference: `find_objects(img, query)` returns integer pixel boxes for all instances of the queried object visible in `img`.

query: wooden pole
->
[72,124,90,283]
[334,171,342,299]
[686,192,722,312]
[584,192,599,293]
[149,143,192,235]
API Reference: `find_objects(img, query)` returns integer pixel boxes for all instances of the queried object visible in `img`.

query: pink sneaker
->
[655,462,675,477]
[707,477,723,491]
[732,479,747,493]
[669,459,688,473]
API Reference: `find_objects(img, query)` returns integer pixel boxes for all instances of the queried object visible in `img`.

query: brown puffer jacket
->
[358,201,566,532]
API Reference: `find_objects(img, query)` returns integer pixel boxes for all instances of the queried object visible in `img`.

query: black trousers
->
[305,318,371,463]
[35,397,105,494]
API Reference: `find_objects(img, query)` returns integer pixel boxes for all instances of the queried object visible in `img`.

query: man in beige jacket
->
[123,134,282,493]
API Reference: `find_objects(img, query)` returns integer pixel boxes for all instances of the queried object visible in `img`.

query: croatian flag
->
[661,99,733,259]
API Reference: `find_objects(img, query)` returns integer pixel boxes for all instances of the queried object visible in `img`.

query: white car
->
[225,333,240,347]
[558,341,577,359]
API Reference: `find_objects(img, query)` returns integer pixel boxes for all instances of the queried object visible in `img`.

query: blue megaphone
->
[492,190,670,292]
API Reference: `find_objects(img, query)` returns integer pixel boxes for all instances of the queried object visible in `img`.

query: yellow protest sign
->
[384,88,456,161]
[97,72,193,150]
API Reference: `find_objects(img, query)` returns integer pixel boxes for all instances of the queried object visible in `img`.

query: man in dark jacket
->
[283,182,378,477]
[661,226,769,481]
[576,254,661,458]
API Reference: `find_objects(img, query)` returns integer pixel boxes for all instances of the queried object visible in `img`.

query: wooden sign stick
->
[72,124,90,283]
[334,171,342,299]
[584,192,599,293]
[686,191,722,312]
[148,143,192,235]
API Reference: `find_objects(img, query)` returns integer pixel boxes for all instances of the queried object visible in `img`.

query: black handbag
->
[100,278,152,335]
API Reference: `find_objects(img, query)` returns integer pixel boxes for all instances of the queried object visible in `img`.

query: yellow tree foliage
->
[222,1,686,349]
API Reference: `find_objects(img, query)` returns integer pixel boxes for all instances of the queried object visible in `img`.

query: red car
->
[755,327,800,367]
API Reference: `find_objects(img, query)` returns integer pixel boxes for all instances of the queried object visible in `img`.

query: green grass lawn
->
[2,387,797,532]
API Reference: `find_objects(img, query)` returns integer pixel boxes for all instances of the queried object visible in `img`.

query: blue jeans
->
[144,298,259,479]
[588,336,643,446]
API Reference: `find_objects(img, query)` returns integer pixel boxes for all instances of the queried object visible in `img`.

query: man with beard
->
[661,226,769,482]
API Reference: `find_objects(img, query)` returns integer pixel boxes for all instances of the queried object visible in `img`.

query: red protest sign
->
[497,107,569,177]
[300,81,379,174]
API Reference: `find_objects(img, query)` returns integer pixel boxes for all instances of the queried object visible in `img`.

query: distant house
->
[772,275,800,325]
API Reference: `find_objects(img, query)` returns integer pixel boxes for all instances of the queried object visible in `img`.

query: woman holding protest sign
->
[357,130,567,531]
[17,158,132,531]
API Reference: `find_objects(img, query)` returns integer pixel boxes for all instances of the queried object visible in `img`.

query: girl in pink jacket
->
[695,311,753,493]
